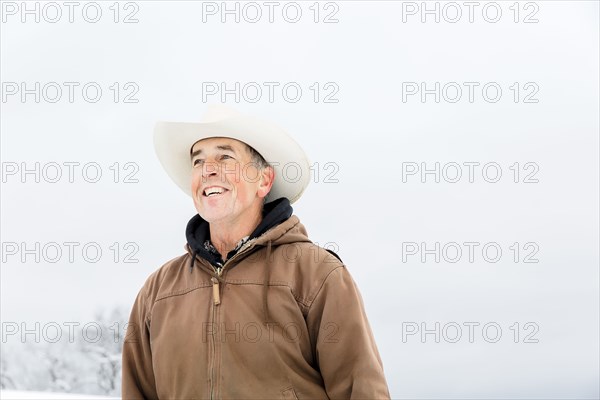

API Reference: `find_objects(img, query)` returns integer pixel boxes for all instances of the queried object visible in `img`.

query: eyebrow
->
[191,144,236,159]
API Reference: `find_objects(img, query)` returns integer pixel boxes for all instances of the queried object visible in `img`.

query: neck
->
[208,208,262,261]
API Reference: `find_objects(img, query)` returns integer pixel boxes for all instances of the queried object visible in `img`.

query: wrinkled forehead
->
[190,136,249,155]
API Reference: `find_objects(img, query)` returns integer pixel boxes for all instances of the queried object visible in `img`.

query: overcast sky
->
[1,1,599,398]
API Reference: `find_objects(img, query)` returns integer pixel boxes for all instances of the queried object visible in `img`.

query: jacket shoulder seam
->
[223,279,312,310]
[306,265,345,311]
[154,282,213,303]
[139,253,190,325]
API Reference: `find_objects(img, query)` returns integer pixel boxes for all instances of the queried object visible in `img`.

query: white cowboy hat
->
[153,105,310,204]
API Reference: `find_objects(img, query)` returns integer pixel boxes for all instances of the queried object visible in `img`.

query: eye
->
[193,159,204,166]
[221,154,233,160]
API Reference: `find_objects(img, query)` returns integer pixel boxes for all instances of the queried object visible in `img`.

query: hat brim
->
[154,115,310,204]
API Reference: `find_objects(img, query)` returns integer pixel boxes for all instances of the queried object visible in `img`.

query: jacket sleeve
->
[306,265,391,399]
[121,283,159,400]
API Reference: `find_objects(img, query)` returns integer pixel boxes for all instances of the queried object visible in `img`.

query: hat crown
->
[201,104,243,123]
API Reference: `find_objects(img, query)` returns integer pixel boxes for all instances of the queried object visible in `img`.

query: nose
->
[201,161,220,179]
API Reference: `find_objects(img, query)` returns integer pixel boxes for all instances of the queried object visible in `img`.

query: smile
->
[203,186,229,197]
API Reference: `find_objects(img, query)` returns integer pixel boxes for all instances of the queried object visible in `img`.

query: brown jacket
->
[122,214,390,399]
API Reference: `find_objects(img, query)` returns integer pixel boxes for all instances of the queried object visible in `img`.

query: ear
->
[257,166,275,199]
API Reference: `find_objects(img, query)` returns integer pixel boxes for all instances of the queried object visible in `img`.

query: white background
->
[1,1,599,398]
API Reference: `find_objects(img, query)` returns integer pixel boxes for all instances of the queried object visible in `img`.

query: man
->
[122,105,390,399]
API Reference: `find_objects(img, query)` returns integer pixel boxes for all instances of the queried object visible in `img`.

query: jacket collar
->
[185,197,293,266]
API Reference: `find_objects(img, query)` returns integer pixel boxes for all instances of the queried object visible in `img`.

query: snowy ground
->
[0,391,118,399]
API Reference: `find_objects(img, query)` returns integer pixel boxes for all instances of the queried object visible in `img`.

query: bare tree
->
[0,348,16,389]
[1,306,128,396]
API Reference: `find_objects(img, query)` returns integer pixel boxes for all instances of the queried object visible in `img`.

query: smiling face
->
[190,137,274,225]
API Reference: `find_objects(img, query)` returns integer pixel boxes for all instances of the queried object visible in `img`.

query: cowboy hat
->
[153,105,310,204]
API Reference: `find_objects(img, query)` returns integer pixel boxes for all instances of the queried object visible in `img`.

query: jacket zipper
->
[210,262,223,400]
[208,243,258,399]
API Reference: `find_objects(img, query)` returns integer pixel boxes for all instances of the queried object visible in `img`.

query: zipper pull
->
[211,277,221,305]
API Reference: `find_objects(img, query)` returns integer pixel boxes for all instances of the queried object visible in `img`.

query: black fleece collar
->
[185,197,293,266]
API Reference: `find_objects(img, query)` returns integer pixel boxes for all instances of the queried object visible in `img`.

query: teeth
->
[204,187,225,196]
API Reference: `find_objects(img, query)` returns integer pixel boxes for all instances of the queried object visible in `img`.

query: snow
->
[0,390,118,399]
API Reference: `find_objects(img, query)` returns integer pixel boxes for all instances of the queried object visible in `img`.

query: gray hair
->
[245,144,270,170]
[245,144,272,205]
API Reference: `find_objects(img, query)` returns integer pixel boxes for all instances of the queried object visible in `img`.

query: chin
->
[197,206,232,223]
